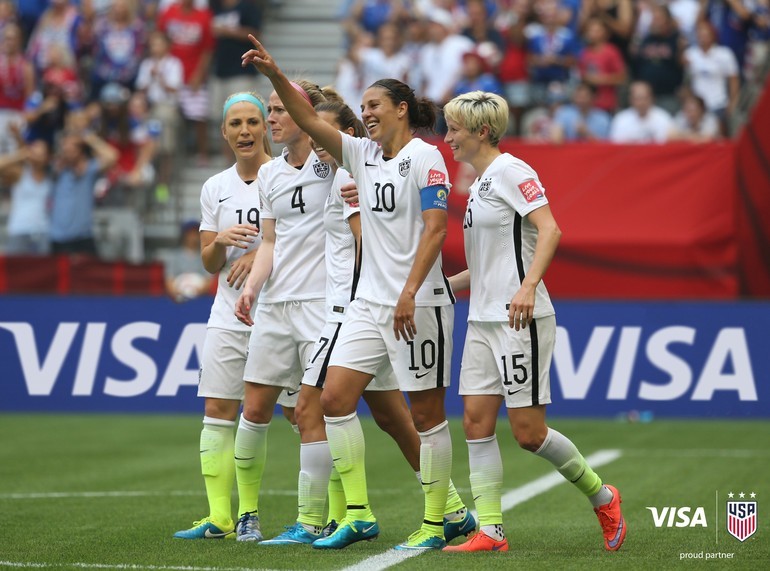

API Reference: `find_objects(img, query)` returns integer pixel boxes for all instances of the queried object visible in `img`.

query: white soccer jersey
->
[200,164,262,332]
[341,134,454,307]
[257,149,331,303]
[464,153,555,322]
[324,167,360,322]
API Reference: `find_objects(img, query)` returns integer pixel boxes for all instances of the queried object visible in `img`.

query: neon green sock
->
[327,467,346,523]
[535,428,602,496]
[200,418,236,529]
[325,413,375,522]
[418,420,452,536]
[234,415,269,516]
[444,479,466,515]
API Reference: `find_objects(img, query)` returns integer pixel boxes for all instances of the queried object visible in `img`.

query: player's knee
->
[319,390,345,417]
[462,414,493,440]
[513,426,547,452]
[242,404,273,425]
[371,408,398,435]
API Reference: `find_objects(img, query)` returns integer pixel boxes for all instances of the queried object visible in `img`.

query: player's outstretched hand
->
[241,34,280,78]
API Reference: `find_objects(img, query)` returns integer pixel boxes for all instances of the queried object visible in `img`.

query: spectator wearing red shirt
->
[158,0,214,165]
[579,18,626,113]
[0,23,34,154]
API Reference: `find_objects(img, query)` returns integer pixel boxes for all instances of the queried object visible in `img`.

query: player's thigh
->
[388,304,454,392]
[199,328,249,401]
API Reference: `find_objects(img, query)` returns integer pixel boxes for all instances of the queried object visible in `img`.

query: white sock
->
[297,441,333,529]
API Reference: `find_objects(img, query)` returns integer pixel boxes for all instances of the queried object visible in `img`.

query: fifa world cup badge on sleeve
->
[727,494,757,542]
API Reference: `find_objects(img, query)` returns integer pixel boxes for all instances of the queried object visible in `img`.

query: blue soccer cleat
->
[173,517,234,539]
[236,511,262,542]
[444,510,477,542]
[312,519,379,549]
[259,522,320,545]
[394,529,447,551]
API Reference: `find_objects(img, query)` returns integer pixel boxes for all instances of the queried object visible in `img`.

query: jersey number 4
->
[292,186,306,213]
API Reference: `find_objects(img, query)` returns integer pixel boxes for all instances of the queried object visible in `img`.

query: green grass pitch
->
[0,414,767,570]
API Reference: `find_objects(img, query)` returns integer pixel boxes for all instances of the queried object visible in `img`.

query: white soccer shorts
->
[198,327,249,400]
[244,300,325,393]
[458,316,555,408]
[328,299,453,392]
[301,320,399,391]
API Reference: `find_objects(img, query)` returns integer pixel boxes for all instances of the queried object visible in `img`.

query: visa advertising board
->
[0,297,765,417]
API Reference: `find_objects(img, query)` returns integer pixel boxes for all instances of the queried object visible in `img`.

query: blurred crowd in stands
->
[0,0,768,264]
[337,0,769,141]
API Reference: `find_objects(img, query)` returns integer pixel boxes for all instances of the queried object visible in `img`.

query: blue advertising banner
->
[0,297,766,417]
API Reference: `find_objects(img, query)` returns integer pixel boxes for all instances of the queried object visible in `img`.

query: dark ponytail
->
[315,100,368,139]
[370,78,437,133]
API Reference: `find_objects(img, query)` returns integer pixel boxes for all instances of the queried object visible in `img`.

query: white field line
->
[340,449,622,571]
[0,563,276,571]
[620,449,769,458]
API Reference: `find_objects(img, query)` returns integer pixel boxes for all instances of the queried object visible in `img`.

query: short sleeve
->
[500,163,549,217]
[199,179,217,233]
[257,163,274,220]
[340,132,364,177]
[336,168,360,219]
[416,147,451,191]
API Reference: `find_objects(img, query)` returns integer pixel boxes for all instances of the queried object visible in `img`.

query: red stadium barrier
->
[434,139,741,299]
[0,255,165,295]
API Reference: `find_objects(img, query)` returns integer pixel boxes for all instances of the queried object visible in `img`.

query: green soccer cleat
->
[173,517,234,539]
[394,529,447,551]
[312,519,379,549]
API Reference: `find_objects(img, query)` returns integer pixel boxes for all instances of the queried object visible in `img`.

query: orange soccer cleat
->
[442,530,509,552]
[594,484,626,551]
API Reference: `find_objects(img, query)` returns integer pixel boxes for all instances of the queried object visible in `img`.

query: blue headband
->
[223,93,266,121]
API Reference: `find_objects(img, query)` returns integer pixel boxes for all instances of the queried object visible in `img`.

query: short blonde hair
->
[443,91,509,146]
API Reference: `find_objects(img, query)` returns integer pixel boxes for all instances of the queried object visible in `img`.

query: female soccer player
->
[173,91,273,539]
[242,36,457,551]
[232,80,335,542]
[261,97,473,546]
[441,91,626,552]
